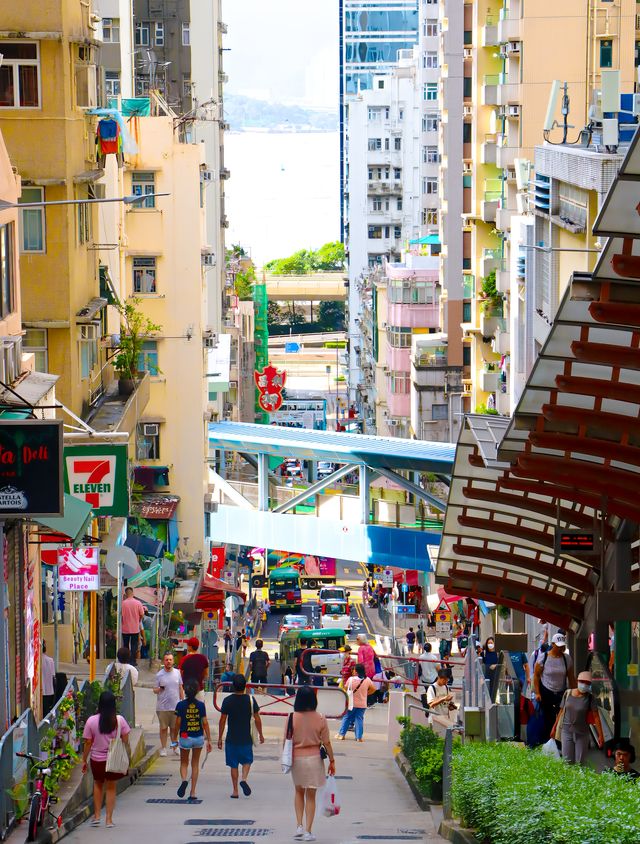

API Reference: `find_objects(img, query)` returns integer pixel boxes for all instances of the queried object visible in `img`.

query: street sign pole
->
[116,560,123,649]
[53,564,59,672]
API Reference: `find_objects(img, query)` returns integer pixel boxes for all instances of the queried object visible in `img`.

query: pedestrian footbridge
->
[207,422,455,571]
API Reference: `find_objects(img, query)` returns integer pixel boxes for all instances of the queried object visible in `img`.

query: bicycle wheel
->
[27,792,41,842]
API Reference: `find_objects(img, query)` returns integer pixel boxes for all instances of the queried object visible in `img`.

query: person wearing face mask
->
[481,637,499,690]
[551,671,604,764]
[534,632,577,742]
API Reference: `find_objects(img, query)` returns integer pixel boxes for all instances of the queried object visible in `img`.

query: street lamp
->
[0,192,171,210]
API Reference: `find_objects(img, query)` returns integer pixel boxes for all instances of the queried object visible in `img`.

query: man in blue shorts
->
[218,674,264,798]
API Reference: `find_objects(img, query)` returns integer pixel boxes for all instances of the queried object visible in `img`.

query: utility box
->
[464,706,486,741]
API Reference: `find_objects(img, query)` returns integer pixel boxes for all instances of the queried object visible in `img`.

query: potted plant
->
[479,270,503,315]
[112,297,161,395]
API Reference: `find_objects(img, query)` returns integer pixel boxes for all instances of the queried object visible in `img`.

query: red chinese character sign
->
[254,365,286,413]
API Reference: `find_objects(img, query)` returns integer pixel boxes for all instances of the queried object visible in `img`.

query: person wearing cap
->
[534,632,577,742]
[551,670,604,764]
[340,644,356,687]
[179,637,209,702]
[611,739,640,779]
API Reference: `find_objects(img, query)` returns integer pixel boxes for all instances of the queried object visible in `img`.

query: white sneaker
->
[303,833,316,842]
[159,748,167,757]
[293,826,304,840]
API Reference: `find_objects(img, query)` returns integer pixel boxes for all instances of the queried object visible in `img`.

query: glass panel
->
[19,65,39,107]
[21,208,43,251]
[0,67,14,106]
[2,44,38,60]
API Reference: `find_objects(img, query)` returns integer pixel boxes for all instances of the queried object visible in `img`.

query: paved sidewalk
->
[62,689,447,844]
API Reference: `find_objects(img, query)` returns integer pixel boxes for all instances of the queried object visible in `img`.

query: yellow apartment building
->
[0,0,108,418]
[464,0,637,413]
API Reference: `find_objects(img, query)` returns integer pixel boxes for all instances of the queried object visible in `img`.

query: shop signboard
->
[0,420,63,516]
[254,364,286,413]
[64,444,129,516]
[396,604,413,614]
[57,547,100,591]
[209,546,225,577]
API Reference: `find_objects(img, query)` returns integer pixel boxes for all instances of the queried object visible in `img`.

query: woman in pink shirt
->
[82,691,131,827]
[336,663,376,742]
[356,634,377,678]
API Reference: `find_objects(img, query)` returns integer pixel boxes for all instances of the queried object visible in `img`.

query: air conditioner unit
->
[219,168,230,180]
[506,41,520,54]
[202,252,216,266]
[388,419,399,427]
[463,163,472,173]
[463,48,473,58]
[200,169,214,182]
[203,335,218,348]
[220,121,230,131]
[508,104,521,117]
[142,423,159,437]
[463,105,473,117]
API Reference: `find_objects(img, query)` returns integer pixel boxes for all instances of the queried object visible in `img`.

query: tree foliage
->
[265,241,345,275]
[318,300,346,331]
[235,264,256,300]
[267,301,284,326]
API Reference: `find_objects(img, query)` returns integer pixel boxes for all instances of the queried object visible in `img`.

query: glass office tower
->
[339,0,419,238]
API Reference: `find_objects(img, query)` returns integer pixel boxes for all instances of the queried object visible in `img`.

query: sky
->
[222,0,339,110]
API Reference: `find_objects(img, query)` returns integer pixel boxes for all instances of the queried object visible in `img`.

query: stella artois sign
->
[64,444,129,516]
[254,364,286,413]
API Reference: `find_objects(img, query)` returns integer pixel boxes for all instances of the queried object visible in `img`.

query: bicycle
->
[15,750,70,842]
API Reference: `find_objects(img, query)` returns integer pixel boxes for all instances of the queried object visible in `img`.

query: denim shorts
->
[179,735,204,750]
[225,742,253,768]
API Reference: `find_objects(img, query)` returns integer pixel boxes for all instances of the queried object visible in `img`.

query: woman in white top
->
[107,647,139,687]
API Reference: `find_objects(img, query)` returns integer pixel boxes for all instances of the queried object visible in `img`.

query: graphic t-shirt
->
[220,693,259,745]
[175,699,207,737]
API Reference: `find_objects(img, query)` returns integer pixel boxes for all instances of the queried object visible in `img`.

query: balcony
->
[367,182,394,194]
[482,75,499,106]
[386,344,411,372]
[481,198,498,223]
[497,82,521,107]
[463,274,475,299]
[482,19,499,47]
[498,16,522,42]
[492,327,511,355]
[480,309,505,340]
[481,248,502,278]
[480,368,499,392]
[387,392,411,418]
[496,205,514,231]
[84,370,151,438]
[386,302,440,329]
[481,136,497,165]
[496,143,517,169]
[496,268,510,295]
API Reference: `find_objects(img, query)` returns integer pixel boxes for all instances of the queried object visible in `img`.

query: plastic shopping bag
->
[319,775,341,817]
[281,714,294,774]
[541,738,560,759]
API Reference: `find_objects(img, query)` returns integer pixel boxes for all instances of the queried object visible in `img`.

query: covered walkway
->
[208,423,454,569]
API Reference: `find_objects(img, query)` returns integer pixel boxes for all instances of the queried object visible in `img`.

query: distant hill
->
[224,94,338,132]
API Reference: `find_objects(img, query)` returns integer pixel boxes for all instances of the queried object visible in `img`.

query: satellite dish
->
[161,556,175,580]
[105,545,139,579]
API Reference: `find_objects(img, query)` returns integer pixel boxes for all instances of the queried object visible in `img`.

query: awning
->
[34,494,93,546]
[124,533,165,558]
[128,561,163,586]
[201,572,246,598]
[133,495,179,520]
[76,297,107,323]
[0,371,59,406]
[409,234,441,245]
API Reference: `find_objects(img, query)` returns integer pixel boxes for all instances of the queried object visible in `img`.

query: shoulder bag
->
[554,690,571,741]
[105,716,130,774]
[347,678,364,711]
[281,713,294,774]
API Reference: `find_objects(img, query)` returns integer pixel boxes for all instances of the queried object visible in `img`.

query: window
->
[558,181,588,229]
[368,137,382,151]
[424,146,439,163]
[79,325,98,379]
[137,340,159,376]
[397,198,403,210]
[388,372,410,393]
[154,21,164,46]
[394,137,401,151]
[368,168,374,180]
[182,75,192,98]
[377,79,385,89]
[426,21,438,37]
[372,198,382,211]
[105,71,121,97]
[399,109,404,120]
[423,177,438,195]
[131,171,156,208]
[464,30,473,45]
[424,113,438,132]
[19,187,45,253]
[182,23,191,46]
[394,168,401,179]
[0,223,14,317]
[432,404,448,420]
[102,18,120,42]
[600,38,613,68]
[424,83,437,101]
[23,328,47,371]
[462,302,472,322]
[463,122,472,143]
[463,76,472,98]
[135,22,150,46]
[386,326,412,348]
[463,345,471,366]
[384,137,390,151]
[385,107,390,119]
[394,226,402,239]
[385,226,390,238]
[368,225,382,239]
[137,423,160,460]
[0,42,40,108]
[76,190,92,245]
[368,106,381,121]
[423,209,438,226]
[133,257,157,293]
[463,174,472,188]
[425,52,438,69]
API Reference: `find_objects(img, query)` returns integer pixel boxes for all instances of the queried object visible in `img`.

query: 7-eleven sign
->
[64,445,129,516]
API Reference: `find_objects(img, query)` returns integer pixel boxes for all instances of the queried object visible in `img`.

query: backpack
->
[251,650,268,679]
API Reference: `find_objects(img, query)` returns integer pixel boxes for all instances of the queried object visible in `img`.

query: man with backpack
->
[249,639,270,685]
[533,632,576,742]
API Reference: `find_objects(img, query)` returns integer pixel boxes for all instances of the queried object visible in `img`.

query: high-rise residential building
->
[340,0,420,239]
[454,0,638,416]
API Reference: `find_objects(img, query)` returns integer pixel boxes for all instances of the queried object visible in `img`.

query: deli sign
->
[64,444,129,517]
[0,421,63,516]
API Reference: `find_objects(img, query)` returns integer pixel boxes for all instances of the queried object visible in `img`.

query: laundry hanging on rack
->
[96,117,121,155]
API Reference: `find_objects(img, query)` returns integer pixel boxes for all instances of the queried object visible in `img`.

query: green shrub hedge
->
[452,741,640,844]
[398,718,445,798]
